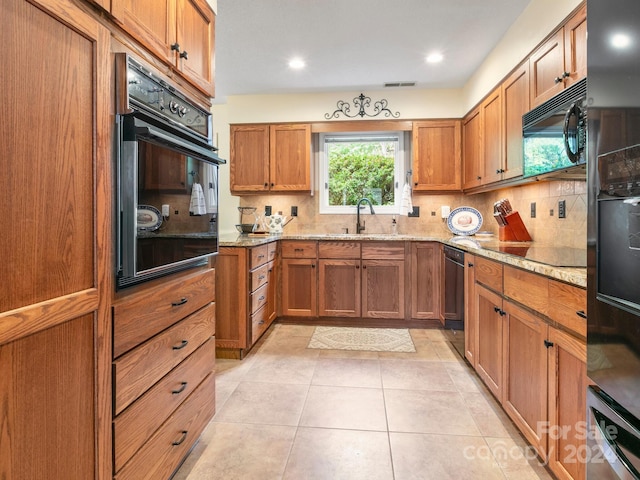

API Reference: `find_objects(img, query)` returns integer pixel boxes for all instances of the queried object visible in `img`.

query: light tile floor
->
[173,324,554,480]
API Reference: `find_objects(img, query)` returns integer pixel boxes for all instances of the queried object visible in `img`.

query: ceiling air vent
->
[384,81,416,88]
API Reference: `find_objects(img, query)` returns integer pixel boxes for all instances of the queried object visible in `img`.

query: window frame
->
[318,131,406,215]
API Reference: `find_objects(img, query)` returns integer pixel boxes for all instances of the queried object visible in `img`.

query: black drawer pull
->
[172,340,188,350]
[468,262,474,267]
[258,295,265,301]
[294,248,304,252]
[494,306,501,313]
[172,431,188,446]
[171,297,188,307]
[258,320,265,325]
[576,310,587,319]
[257,254,265,259]
[172,382,188,395]
[258,275,266,281]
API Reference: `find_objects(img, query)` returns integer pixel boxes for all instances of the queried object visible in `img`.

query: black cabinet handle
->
[414,182,418,186]
[179,50,188,60]
[477,176,482,180]
[576,310,587,319]
[172,382,188,395]
[468,262,474,267]
[171,43,180,52]
[311,263,315,268]
[544,340,554,348]
[494,306,501,313]
[172,431,188,446]
[258,275,266,281]
[172,339,188,350]
[258,295,265,301]
[171,297,188,307]
[264,182,268,187]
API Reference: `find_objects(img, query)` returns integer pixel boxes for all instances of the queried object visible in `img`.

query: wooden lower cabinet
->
[281,258,318,317]
[112,268,216,478]
[410,242,440,319]
[502,300,549,460]
[475,284,506,402]
[547,326,587,480]
[362,259,405,319]
[318,259,361,317]
[215,243,278,356]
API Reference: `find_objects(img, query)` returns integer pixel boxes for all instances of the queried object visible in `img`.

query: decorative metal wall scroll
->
[324,93,401,119]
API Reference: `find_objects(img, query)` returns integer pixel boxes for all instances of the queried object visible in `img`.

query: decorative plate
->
[447,206,483,236]
[137,205,162,231]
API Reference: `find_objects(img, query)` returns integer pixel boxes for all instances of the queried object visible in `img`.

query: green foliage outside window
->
[524,138,567,176]
[327,141,395,206]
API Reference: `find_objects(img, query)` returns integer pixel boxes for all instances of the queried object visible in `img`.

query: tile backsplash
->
[238,180,587,249]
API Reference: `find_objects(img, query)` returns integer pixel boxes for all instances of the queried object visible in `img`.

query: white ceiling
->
[213,0,532,103]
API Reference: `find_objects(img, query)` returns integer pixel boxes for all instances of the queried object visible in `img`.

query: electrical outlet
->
[558,200,566,218]
[174,210,179,215]
[550,209,554,217]
[408,206,420,217]
[431,211,436,216]
[530,202,536,218]
[265,205,272,216]
[291,206,298,217]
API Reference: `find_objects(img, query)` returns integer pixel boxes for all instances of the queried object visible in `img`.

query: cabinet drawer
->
[114,373,216,480]
[267,241,278,262]
[113,303,215,415]
[113,269,215,358]
[361,242,404,260]
[475,257,503,293]
[319,241,361,259]
[281,241,317,258]
[250,245,269,269]
[504,266,549,316]
[251,283,268,314]
[113,339,215,472]
[548,280,586,337]
[251,263,269,292]
[251,304,269,345]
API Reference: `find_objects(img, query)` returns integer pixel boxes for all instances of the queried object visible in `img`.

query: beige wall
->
[212,0,586,248]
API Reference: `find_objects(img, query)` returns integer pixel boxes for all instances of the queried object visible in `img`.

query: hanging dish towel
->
[203,163,218,214]
[189,183,207,215]
[400,182,413,216]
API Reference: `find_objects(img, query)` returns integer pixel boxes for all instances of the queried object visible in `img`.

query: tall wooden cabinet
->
[0,0,111,478]
[501,62,529,180]
[111,0,216,96]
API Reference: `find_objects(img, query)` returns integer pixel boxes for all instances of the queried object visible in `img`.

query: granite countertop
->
[218,232,587,287]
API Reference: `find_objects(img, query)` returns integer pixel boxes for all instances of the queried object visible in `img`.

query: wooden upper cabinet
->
[230,124,270,192]
[111,0,215,96]
[530,4,586,107]
[481,87,503,185]
[501,61,529,181]
[270,124,311,192]
[412,120,462,191]
[462,107,482,189]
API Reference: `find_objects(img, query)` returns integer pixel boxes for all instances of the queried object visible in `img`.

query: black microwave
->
[522,78,587,177]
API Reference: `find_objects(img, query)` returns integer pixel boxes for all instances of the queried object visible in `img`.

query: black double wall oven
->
[587,1,640,477]
[115,54,225,288]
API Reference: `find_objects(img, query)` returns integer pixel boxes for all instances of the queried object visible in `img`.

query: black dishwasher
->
[443,245,464,330]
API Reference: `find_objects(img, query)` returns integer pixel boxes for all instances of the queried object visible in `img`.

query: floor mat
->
[307,326,416,352]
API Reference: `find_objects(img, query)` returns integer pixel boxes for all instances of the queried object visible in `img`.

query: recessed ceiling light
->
[288,58,306,69]
[426,52,444,64]
[611,33,631,49]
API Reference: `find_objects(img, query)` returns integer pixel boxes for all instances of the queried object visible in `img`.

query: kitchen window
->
[319,132,407,214]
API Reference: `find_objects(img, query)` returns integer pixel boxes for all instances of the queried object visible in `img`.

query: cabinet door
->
[462,108,482,189]
[547,326,587,480]
[230,124,270,193]
[318,260,361,317]
[281,258,317,317]
[503,301,549,461]
[111,0,176,65]
[269,124,311,192]
[410,243,440,319]
[464,254,477,367]
[530,29,565,107]
[563,4,587,89]
[362,260,405,319]
[475,285,505,402]
[412,120,461,191]
[502,62,529,180]
[143,144,188,192]
[214,248,249,349]
[481,88,503,185]
[176,0,215,96]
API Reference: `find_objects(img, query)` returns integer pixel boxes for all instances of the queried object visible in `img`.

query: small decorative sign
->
[325,93,400,119]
